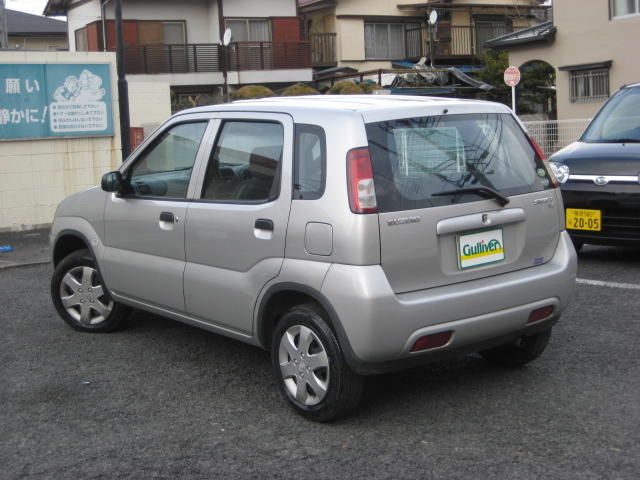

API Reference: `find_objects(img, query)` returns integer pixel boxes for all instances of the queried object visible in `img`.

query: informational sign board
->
[503,66,521,87]
[0,63,113,141]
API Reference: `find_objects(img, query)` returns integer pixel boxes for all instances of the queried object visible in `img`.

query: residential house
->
[6,9,68,51]
[487,0,640,121]
[299,0,548,72]
[43,0,312,102]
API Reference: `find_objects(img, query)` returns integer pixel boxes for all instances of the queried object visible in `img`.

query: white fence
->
[522,119,592,158]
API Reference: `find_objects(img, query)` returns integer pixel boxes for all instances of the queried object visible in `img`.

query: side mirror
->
[101,171,127,193]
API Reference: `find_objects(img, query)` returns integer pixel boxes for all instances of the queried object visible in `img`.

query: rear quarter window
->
[366,113,553,213]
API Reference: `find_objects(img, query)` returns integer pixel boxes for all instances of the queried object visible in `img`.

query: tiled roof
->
[485,21,556,49]
[7,9,67,36]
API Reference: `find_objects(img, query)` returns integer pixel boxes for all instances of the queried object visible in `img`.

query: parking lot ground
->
[1,246,639,479]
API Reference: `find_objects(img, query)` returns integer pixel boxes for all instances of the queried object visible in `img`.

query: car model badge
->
[594,176,609,186]
[386,216,420,226]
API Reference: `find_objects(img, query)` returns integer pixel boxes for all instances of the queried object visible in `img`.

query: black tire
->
[571,238,584,253]
[480,329,552,367]
[271,304,364,422]
[51,249,130,333]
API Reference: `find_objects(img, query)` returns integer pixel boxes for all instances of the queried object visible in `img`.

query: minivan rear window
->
[366,113,553,213]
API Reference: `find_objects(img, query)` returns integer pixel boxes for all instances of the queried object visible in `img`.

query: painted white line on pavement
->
[577,278,640,291]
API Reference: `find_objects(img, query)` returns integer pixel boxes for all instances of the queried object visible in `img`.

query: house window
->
[137,21,186,45]
[611,0,640,17]
[75,27,88,51]
[364,22,419,60]
[569,68,610,103]
[225,19,271,42]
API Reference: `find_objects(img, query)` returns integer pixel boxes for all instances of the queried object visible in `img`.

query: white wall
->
[0,51,171,232]
[222,0,296,18]
[67,0,102,51]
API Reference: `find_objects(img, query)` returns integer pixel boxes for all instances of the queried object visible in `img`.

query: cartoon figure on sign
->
[50,68,108,133]
[52,70,106,103]
[53,75,79,102]
[75,69,106,102]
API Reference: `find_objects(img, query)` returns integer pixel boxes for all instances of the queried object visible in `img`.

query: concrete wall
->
[7,36,68,51]
[0,51,171,231]
[507,0,640,121]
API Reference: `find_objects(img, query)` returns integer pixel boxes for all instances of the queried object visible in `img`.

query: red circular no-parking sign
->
[504,66,521,87]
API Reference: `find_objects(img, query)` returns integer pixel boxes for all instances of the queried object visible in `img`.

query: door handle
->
[159,211,177,223]
[255,218,274,231]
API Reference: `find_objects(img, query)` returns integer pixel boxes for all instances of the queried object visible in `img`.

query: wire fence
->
[522,119,592,158]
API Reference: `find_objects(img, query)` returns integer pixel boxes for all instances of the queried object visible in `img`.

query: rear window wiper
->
[432,186,510,207]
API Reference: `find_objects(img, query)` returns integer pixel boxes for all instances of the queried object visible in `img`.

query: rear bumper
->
[321,231,577,375]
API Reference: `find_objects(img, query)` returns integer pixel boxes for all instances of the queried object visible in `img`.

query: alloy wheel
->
[59,266,113,326]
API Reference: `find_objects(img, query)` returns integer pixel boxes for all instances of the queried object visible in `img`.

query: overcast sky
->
[6,0,49,16]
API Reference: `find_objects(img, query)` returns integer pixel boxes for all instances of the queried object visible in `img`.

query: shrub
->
[280,83,320,96]
[231,85,275,100]
[359,82,381,94]
[327,81,363,95]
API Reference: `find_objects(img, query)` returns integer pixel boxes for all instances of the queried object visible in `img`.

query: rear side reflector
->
[410,331,453,353]
[347,147,377,214]
[527,305,555,324]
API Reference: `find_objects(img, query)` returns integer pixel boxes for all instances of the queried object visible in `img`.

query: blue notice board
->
[0,63,114,140]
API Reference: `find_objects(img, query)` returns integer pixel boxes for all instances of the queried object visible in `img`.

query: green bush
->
[359,82,381,94]
[280,83,320,96]
[231,85,275,100]
[327,81,363,95]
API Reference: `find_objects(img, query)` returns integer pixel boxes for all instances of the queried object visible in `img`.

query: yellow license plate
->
[566,208,602,231]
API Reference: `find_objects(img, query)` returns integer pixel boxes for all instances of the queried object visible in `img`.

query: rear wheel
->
[480,329,551,367]
[271,304,363,422]
[51,249,130,332]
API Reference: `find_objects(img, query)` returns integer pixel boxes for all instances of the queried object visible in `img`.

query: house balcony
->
[407,24,526,60]
[115,41,312,75]
[309,33,336,67]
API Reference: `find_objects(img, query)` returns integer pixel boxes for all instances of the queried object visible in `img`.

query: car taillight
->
[528,136,559,188]
[347,147,377,214]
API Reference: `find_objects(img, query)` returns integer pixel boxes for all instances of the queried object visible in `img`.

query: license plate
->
[457,229,505,270]
[566,208,601,231]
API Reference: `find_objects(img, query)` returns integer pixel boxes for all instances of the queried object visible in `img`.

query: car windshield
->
[365,113,553,213]
[582,87,640,143]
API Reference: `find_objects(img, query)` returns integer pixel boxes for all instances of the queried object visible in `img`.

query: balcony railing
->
[117,41,311,75]
[309,33,336,67]
[405,24,525,59]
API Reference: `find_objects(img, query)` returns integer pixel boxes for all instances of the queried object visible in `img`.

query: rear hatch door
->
[366,112,561,293]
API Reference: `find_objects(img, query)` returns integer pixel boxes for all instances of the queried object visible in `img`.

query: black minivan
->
[550,83,640,251]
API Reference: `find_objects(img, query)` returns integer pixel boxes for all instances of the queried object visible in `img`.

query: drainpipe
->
[101,0,111,51]
[115,0,131,159]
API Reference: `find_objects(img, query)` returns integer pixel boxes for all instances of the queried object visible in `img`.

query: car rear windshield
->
[582,87,640,143]
[365,113,553,213]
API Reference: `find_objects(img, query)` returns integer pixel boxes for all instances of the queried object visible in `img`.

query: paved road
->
[2,246,639,479]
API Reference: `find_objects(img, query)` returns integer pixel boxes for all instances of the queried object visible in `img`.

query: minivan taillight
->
[528,136,559,188]
[347,147,377,214]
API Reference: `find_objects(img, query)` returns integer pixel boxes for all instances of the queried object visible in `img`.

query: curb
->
[0,260,51,271]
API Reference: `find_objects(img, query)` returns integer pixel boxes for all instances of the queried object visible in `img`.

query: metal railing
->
[118,41,311,75]
[407,24,524,59]
[522,119,592,158]
[309,33,336,67]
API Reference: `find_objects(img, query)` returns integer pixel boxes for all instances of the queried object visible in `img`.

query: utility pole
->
[0,0,9,49]
[114,0,131,159]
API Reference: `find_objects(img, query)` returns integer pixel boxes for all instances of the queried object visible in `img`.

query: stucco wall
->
[507,0,640,121]
[7,36,68,51]
[222,0,296,18]
[0,51,171,231]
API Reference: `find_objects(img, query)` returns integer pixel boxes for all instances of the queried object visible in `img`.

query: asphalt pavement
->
[1,246,639,479]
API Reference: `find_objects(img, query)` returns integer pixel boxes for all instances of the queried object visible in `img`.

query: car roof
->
[176,95,511,120]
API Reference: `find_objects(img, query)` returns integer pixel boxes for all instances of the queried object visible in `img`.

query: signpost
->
[503,65,521,114]
[0,63,113,141]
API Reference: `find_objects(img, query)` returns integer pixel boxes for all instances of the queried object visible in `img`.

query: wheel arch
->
[52,230,94,267]
[256,283,354,357]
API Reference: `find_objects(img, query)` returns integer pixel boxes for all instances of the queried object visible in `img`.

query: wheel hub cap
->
[59,266,113,325]
[278,325,330,406]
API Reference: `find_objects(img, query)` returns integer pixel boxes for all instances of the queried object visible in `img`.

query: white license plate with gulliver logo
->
[457,229,505,270]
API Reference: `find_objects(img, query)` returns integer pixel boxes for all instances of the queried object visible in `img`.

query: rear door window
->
[366,113,553,213]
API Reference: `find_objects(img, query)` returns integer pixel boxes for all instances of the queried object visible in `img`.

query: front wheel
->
[271,304,364,422]
[480,329,552,367]
[51,249,130,332]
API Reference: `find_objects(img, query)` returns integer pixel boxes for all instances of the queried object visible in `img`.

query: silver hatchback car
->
[50,96,577,421]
